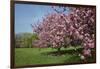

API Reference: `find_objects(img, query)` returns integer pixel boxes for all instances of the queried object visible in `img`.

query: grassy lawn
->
[15,47,95,67]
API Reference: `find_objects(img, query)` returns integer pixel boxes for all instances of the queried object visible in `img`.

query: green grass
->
[15,47,95,67]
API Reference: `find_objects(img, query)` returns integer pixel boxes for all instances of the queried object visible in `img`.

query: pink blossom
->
[83,49,91,56]
[32,6,96,58]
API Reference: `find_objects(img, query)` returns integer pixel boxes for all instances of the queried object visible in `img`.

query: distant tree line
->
[15,33,38,48]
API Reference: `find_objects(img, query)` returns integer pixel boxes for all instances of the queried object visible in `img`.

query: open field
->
[15,47,95,67]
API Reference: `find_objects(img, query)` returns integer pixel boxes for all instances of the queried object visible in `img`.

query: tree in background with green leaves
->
[15,33,38,48]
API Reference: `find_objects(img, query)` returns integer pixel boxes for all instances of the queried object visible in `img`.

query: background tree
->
[15,33,38,48]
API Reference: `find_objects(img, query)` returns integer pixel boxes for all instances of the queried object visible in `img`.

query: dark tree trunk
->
[57,48,61,52]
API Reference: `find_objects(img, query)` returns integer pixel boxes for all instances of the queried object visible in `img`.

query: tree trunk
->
[57,48,61,52]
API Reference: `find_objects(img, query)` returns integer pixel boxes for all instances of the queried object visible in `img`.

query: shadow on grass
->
[40,47,96,63]
[41,47,83,56]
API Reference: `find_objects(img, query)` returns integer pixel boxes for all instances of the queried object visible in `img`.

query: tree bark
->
[57,48,61,52]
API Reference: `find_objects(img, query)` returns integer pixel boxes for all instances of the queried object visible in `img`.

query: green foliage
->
[15,33,38,48]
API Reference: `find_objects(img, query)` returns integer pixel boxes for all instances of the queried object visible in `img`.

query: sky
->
[15,4,70,34]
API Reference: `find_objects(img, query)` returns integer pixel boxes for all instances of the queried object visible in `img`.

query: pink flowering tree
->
[69,7,96,58]
[32,6,96,59]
